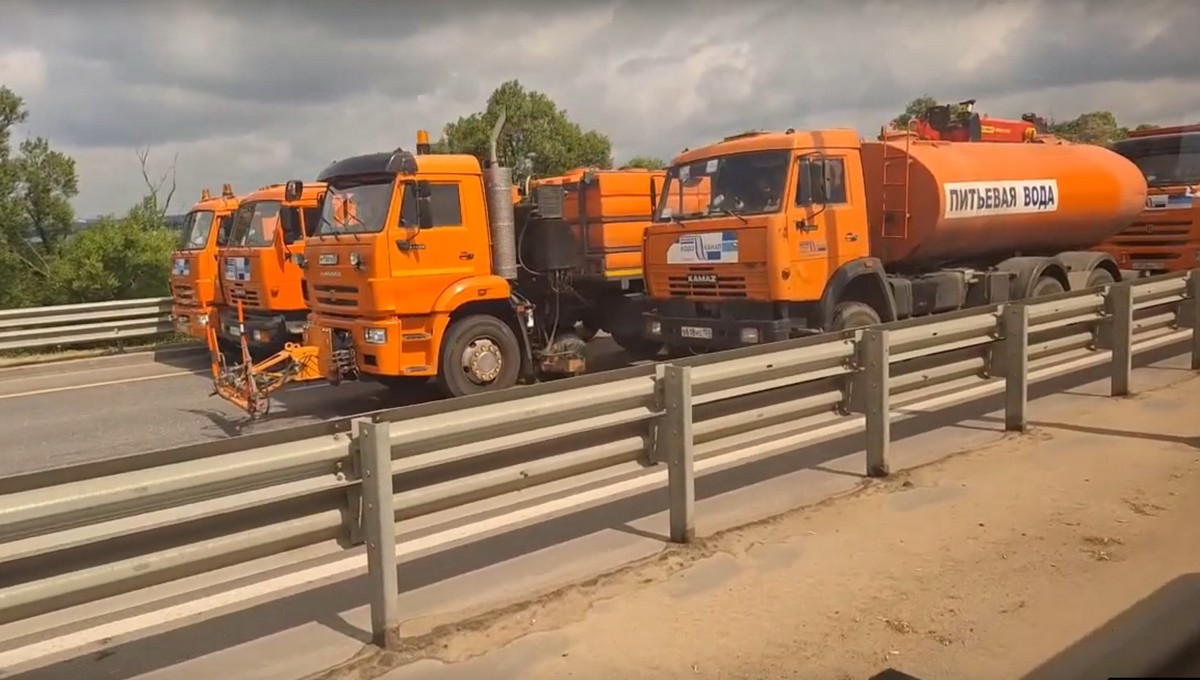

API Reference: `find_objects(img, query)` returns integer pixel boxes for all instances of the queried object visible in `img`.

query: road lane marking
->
[0,332,1188,671]
[0,371,199,401]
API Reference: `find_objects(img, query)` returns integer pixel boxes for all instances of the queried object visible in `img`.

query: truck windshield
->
[655,149,790,221]
[317,182,392,235]
[1112,134,1200,188]
[179,210,216,250]
[229,200,282,247]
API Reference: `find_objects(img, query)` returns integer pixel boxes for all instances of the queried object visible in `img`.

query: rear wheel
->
[830,301,882,331]
[1030,275,1065,298]
[436,315,522,398]
[1086,268,1116,288]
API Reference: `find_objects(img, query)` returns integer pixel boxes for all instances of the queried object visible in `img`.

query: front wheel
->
[436,315,522,398]
[829,301,882,331]
[611,332,664,361]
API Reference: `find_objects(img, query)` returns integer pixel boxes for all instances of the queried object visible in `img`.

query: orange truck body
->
[214,182,327,357]
[169,186,240,340]
[641,128,1147,351]
[909,99,1047,143]
[293,130,664,398]
[1093,123,1200,276]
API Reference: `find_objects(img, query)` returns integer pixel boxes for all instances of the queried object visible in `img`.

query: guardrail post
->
[1188,270,1200,370]
[1001,303,1029,432]
[1100,282,1134,396]
[354,417,399,648]
[854,329,890,478]
[660,364,695,543]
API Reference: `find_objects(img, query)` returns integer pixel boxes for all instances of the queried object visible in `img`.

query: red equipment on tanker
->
[910,99,1048,143]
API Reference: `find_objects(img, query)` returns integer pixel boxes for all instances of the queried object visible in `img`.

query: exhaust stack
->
[482,108,517,280]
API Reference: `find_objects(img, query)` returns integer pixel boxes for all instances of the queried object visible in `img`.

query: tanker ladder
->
[205,300,322,419]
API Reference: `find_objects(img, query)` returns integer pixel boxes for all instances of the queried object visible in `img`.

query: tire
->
[1086,268,1116,288]
[1030,275,1065,298]
[830,301,882,331]
[435,314,522,398]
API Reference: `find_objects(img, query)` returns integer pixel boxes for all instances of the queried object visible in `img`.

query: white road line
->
[0,332,1187,671]
[0,371,197,401]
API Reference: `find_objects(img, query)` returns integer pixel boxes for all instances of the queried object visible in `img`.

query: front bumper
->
[642,311,790,351]
[216,307,307,351]
[171,305,212,341]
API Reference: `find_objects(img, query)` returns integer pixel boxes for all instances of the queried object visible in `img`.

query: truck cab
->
[1095,124,1200,276]
[169,185,239,340]
[298,148,520,396]
[215,182,326,358]
[642,129,873,349]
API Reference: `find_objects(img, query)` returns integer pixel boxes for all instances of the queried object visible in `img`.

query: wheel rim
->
[460,336,503,385]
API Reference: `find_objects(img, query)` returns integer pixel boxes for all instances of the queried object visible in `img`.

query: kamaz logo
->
[687,273,718,284]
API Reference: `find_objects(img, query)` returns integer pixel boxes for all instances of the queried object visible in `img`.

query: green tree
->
[434,80,613,183]
[620,155,666,170]
[0,86,79,307]
[48,199,178,304]
[1047,111,1130,145]
[892,95,939,128]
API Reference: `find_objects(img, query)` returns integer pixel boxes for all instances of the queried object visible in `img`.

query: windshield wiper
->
[717,207,748,224]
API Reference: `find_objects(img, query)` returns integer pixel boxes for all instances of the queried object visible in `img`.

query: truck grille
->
[651,266,769,300]
[226,284,261,307]
[172,284,196,303]
[313,283,360,308]
[1108,221,1192,248]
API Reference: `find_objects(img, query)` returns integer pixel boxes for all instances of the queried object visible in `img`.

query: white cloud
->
[0,0,1197,217]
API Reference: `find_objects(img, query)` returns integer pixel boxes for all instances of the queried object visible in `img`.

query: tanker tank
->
[860,138,1148,270]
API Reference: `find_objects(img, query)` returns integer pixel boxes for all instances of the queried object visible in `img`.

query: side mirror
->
[417,195,434,229]
[284,180,304,202]
[415,179,433,199]
[279,207,302,244]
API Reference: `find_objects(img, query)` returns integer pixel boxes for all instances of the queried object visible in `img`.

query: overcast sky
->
[1,0,1198,218]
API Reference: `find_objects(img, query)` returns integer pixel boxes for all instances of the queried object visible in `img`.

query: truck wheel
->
[830,301,881,331]
[574,321,599,342]
[1030,275,1065,298]
[436,315,521,398]
[1086,268,1115,288]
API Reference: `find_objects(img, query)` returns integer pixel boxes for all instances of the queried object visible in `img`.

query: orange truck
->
[1094,123,1200,276]
[169,185,240,340]
[212,181,326,359]
[639,127,1147,351]
[208,119,664,416]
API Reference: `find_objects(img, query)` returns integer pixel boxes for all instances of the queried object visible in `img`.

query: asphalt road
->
[0,338,632,476]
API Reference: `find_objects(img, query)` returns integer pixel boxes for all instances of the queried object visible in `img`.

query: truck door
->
[789,154,858,301]
[392,176,482,315]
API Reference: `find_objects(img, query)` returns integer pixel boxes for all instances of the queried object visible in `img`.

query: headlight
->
[364,328,387,344]
[740,327,760,344]
[196,314,209,326]
[647,320,662,335]
[349,252,362,267]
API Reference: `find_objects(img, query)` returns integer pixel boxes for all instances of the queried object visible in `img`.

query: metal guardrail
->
[1,271,1199,652]
[0,297,174,352]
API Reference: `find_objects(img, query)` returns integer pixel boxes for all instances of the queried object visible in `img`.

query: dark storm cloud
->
[2,0,1199,216]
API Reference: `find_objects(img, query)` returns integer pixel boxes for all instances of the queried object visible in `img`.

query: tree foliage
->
[433,80,613,183]
[0,86,179,310]
[892,95,939,128]
[620,155,667,170]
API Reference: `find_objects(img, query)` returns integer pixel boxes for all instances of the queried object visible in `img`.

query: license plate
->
[1131,261,1161,271]
[680,325,713,339]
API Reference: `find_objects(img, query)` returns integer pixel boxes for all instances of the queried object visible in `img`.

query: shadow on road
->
[874,574,1200,680]
[11,341,1194,680]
